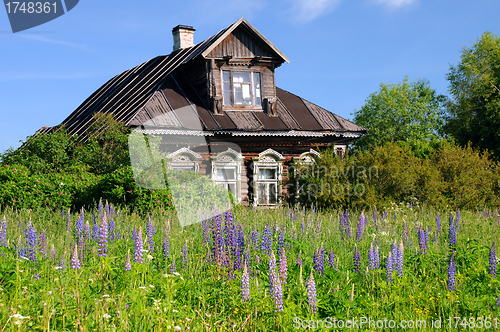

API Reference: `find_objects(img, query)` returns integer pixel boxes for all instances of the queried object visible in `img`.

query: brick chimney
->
[172,25,195,51]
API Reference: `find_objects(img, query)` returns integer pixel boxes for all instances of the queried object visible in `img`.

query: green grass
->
[0,205,499,331]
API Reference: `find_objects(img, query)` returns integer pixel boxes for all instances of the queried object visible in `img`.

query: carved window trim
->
[220,67,264,111]
[252,148,286,206]
[210,148,244,202]
[165,147,202,172]
[294,148,321,164]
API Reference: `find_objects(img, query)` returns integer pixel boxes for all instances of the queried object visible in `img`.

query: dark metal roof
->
[58,18,366,139]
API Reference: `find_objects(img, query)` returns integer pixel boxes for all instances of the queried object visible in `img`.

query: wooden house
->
[48,18,367,206]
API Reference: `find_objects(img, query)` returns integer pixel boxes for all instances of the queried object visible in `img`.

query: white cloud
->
[290,0,342,23]
[376,0,416,9]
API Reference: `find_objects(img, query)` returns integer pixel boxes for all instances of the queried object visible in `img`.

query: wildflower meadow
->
[0,203,500,331]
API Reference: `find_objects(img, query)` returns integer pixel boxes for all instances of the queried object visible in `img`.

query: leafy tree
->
[80,113,132,174]
[444,31,500,158]
[352,77,446,155]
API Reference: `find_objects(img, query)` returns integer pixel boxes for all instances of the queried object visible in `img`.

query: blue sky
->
[1,0,499,153]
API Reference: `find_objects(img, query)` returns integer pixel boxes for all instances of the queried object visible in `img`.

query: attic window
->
[222,71,261,107]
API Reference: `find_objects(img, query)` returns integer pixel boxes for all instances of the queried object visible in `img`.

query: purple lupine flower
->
[328,249,335,268]
[163,230,170,260]
[98,213,108,257]
[306,270,317,314]
[386,252,393,284]
[269,252,283,312]
[449,216,457,251]
[261,226,272,255]
[489,242,496,278]
[170,256,176,273]
[374,243,380,269]
[75,210,84,241]
[147,218,154,253]
[251,228,259,249]
[356,213,365,242]
[108,216,115,243]
[71,244,80,270]
[234,246,241,270]
[391,239,398,270]
[181,242,188,271]
[244,251,251,274]
[124,250,131,271]
[134,226,143,263]
[353,245,361,274]
[0,217,7,246]
[436,213,441,234]
[84,221,90,241]
[27,224,38,264]
[277,229,285,256]
[448,252,456,291]
[396,241,404,277]
[418,226,426,255]
[279,249,288,284]
[368,242,375,270]
[296,250,302,267]
[241,263,250,301]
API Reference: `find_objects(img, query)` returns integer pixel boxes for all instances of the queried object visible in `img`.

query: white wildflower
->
[102,294,110,298]
[103,313,111,319]
[174,326,181,331]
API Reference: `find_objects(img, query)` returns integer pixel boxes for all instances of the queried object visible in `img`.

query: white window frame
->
[252,148,285,206]
[221,70,262,108]
[165,147,202,172]
[211,148,244,202]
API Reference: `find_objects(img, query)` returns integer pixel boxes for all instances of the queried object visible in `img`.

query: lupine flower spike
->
[70,244,80,270]
[353,244,361,274]
[306,270,317,314]
[124,250,131,271]
[241,263,250,302]
[489,242,496,278]
[448,252,456,291]
[134,226,144,263]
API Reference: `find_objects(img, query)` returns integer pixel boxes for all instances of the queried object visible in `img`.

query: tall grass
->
[0,205,499,331]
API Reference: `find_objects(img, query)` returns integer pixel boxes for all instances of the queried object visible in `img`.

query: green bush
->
[287,140,500,210]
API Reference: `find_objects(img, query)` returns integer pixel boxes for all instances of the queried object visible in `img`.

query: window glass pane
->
[172,166,195,172]
[223,71,231,106]
[253,73,261,105]
[233,72,250,83]
[242,84,252,105]
[234,84,243,105]
[216,168,236,180]
[269,183,277,204]
[259,168,276,180]
[258,183,266,205]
